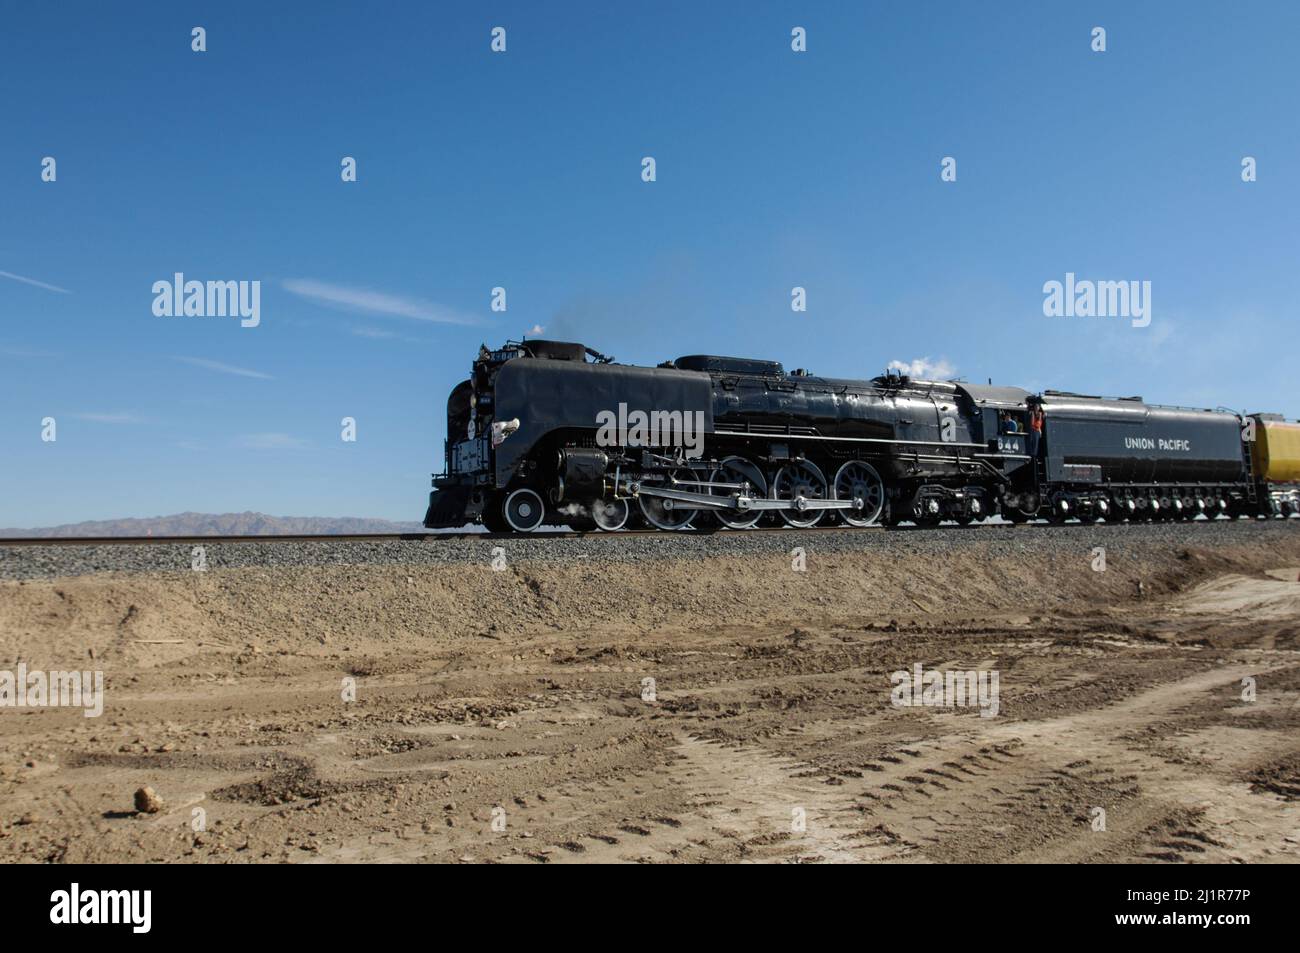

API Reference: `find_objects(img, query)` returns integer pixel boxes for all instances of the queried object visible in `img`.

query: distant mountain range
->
[0,511,429,538]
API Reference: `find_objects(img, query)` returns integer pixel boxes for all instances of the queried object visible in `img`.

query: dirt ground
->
[3,535,1299,863]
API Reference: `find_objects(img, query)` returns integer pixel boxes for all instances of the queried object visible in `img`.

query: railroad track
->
[0,532,471,546]
[0,516,1290,547]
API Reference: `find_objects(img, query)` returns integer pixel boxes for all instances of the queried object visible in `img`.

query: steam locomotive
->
[423,340,1300,533]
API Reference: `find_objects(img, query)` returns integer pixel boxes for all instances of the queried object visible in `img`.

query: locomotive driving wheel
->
[637,468,699,531]
[707,455,767,529]
[771,459,829,528]
[832,460,885,527]
[591,497,630,532]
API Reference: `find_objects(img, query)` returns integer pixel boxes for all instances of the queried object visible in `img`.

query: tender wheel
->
[771,459,829,528]
[638,468,698,530]
[1005,493,1039,523]
[503,488,546,533]
[591,497,630,532]
[832,461,885,527]
[708,456,768,529]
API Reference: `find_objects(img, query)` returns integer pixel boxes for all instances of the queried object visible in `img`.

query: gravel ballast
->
[1,519,1296,581]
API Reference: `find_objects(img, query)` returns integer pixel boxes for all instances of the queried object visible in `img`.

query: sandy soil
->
[2,536,1299,863]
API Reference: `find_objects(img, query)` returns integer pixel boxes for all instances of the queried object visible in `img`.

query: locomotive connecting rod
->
[625,481,861,512]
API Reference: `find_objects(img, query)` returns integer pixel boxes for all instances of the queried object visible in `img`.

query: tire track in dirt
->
[847,663,1298,862]
[510,733,900,864]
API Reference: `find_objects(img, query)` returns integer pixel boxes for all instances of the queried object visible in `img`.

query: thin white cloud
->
[283,278,478,325]
[0,270,72,294]
[175,356,274,380]
[237,432,310,450]
[0,345,59,358]
[526,324,545,336]
[888,356,956,380]
[350,326,428,345]
[70,412,142,424]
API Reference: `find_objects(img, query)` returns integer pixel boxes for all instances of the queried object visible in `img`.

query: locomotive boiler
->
[423,339,1300,532]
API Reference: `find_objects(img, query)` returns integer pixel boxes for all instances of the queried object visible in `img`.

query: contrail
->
[0,270,72,294]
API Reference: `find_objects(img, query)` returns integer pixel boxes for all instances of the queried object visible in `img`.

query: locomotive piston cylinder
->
[556,449,610,500]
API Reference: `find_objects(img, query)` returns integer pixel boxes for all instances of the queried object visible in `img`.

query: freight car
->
[423,340,1300,532]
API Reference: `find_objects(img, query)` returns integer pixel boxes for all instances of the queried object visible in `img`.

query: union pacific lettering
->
[1124,437,1191,451]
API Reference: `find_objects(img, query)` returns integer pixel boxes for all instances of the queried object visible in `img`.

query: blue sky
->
[2,1,1297,526]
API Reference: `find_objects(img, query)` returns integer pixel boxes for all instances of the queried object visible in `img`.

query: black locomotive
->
[424,340,1300,532]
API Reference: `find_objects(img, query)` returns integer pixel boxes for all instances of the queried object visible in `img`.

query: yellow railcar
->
[1251,417,1300,484]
